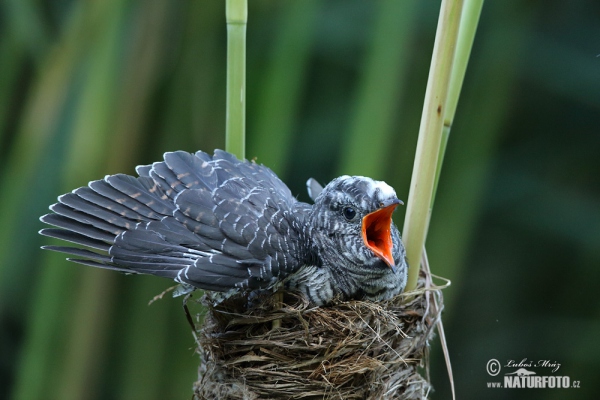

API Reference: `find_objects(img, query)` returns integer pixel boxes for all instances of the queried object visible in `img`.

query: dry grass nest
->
[192,271,448,400]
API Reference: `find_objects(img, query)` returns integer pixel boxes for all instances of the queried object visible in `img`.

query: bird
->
[39,149,408,306]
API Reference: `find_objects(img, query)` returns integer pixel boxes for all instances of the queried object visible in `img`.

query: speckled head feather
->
[312,175,398,213]
[39,150,407,306]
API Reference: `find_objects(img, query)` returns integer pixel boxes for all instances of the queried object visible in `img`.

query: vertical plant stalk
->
[431,0,484,214]
[225,0,247,160]
[402,0,465,293]
[227,0,283,329]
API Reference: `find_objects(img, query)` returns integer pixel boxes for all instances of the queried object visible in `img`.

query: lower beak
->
[361,199,401,272]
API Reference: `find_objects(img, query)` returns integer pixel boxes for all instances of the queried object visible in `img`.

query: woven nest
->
[192,270,447,400]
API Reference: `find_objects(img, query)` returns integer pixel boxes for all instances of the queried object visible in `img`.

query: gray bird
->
[40,150,407,306]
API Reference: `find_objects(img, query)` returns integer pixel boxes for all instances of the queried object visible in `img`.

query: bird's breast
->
[284,264,335,306]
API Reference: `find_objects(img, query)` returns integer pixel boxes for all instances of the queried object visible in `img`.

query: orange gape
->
[362,201,399,272]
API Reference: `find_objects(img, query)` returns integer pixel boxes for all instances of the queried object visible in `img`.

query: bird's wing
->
[40,150,312,292]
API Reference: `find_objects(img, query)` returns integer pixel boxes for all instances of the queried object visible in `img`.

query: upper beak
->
[361,198,402,273]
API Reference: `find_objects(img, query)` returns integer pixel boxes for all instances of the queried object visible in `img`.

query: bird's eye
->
[342,206,356,221]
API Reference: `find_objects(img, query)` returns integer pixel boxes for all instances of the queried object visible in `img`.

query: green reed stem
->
[225,0,247,159]
[402,0,465,292]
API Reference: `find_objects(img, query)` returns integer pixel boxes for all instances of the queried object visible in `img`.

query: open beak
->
[361,198,402,273]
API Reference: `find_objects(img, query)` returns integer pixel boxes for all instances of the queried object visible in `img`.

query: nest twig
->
[193,270,447,400]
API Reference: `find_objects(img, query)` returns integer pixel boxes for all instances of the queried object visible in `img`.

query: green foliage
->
[1,1,599,399]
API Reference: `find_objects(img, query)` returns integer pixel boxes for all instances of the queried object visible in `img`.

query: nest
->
[192,271,446,400]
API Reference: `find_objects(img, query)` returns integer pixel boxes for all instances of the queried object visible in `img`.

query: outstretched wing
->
[40,150,313,293]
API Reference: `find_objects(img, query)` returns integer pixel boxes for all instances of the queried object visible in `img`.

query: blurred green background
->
[1,1,599,399]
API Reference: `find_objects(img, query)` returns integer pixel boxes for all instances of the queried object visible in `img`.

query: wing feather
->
[39,228,111,252]
[40,150,314,294]
[105,174,173,216]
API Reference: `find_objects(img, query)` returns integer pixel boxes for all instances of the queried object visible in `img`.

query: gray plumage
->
[40,150,407,306]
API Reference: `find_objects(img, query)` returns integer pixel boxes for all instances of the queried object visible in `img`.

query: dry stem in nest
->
[193,271,446,400]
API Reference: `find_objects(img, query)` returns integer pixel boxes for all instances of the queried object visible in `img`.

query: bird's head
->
[309,176,403,272]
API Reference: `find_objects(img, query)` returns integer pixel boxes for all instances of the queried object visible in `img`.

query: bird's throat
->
[361,204,397,271]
